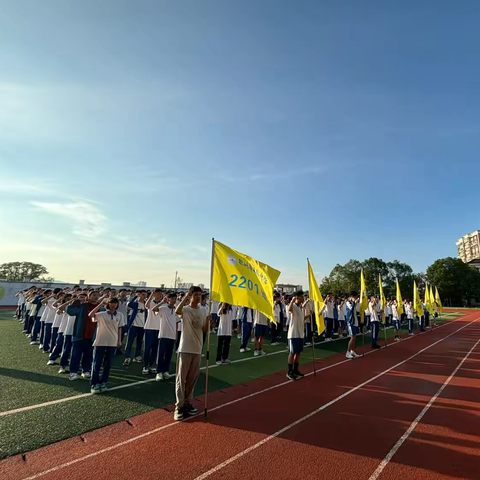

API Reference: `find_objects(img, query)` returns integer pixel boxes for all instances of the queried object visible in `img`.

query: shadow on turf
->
[186,329,480,480]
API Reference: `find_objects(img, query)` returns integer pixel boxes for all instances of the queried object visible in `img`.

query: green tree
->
[426,257,480,306]
[0,262,49,281]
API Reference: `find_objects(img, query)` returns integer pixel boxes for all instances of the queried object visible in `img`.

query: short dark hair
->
[154,288,162,293]
[190,286,203,294]
[350,290,358,297]
[294,290,304,296]
[53,288,62,295]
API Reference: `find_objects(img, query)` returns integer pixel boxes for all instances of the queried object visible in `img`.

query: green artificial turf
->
[0,309,460,459]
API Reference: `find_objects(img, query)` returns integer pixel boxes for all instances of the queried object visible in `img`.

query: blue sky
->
[1,0,480,287]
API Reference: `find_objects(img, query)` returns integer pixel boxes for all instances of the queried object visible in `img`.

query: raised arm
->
[175,293,190,316]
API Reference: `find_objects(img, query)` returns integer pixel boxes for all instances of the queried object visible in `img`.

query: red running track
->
[2,311,480,480]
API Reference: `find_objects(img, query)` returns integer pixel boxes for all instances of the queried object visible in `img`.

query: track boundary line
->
[368,336,480,480]
[191,318,479,480]
[0,317,461,417]
[20,316,478,480]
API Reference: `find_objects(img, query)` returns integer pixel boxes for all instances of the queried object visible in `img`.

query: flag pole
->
[203,238,215,419]
[307,259,317,377]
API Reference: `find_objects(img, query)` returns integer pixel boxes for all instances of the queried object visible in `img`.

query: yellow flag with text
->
[211,240,281,322]
[307,260,326,334]
[360,269,368,320]
[429,285,435,313]
[435,287,443,312]
[396,278,404,315]
[413,281,423,317]
[379,274,386,324]
[425,283,434,315]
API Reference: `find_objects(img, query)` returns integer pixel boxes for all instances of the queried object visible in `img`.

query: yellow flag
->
[435,287,443,312]
[413,281,423,317]
[429,285,435,312]
[307,259,326,334]
[378,274,386,324]
[425,284,434,315]
[396,278,404,314]
[360,269,368,320]
[210,240,281,322]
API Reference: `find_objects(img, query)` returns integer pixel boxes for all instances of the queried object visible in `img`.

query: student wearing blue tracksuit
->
[29,291,48,344]
[239,307,254,353]
[66,290,101,381]
[368,296,381,349]
[47,294,72,365]
[124,291,148,365]
[89,298,126,394]
[116,290,130,354]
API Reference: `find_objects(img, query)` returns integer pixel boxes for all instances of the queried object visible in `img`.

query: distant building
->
[177,282,193,289]
[137,281,147,287]
[275,283,303,294]
[456,230,480,264]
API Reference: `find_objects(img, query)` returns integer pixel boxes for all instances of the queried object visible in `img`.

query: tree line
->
[319,257,480,307]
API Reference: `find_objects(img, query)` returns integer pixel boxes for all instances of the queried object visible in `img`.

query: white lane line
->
[23,318,478,480]
[192,319,479,480]
[368,336,480,480]
[0,315,459,418]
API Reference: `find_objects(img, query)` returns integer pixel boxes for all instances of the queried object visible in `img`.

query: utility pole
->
[174,271,178,289]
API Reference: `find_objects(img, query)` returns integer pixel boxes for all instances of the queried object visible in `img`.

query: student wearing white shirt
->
[155,293,178,381]
[41,289,62,352]
[116,289,129,354]
[337,298,347,338]
[174,287,209,421]
[385,300,393,327]
[406,300,415,335]
[143,289,165,375]
[345,292,361,359]
[47,294,72,365]
[391,300,401,341]
[367,296,381,349]
[89,298,126,394]
[56,293,82,373]
[253,310,269,357]
[322,294,335,341]
[286,291,306,380]
[216,303,234,364]
[48,293,67,354]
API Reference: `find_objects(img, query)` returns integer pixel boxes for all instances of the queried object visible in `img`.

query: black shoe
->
[185,404,199,416]
[371,343,381,349]
[293,370,304,378]
[286,372,297,380]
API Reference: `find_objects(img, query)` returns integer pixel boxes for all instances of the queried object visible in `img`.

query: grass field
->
[0,309,462,459]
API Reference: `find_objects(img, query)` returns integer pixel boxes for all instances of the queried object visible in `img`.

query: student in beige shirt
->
[174,286,209,421]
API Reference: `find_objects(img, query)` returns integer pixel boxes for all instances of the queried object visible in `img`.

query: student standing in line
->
[48,294,73,365]
[174,286,209,421]
[322,293,335,342]
[29,289,47,345]
[15,290,26,321]
[391,299,401,341]
[89,297,125,393]
[124,290,148,365]
[175,293,184,352]
[271,293,284,346]
[215,302,234,365]
[253,310,269,357]
[143,289,165,374]
[49,292,66,353]
[155,293,178,381]
[239,307,253,353]
[210,300,219,333]
[57,294,80,374]
[66,290,101,380]
[345,291,361,359]
[116,289,129,354]
[41,289,63,352]
[368,296,381,349]
[286,290,306,380]
[235,304,243,340]
[303,294,314,346]
[405,300,414,335]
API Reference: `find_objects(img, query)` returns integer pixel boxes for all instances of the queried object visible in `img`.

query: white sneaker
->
[201,353,205,358]
[39,344,43,349]
[305,342,312,346]
[237,334,241,339]
[149,367,157,374]
[260,350,267,356]
[239,348,245,353]
[346,351,354,359]
[351,351,361,358]
[58,367,66,374]
[47,360,56,366]
[271,342,280,346]
[245,347,251,352]
[133,356,143,363]
[30,341,39,345]
[81,372,91,379]
[142,367,149,375]
[69,373,80,381]
[251,338,255,343]
[409,333,414,336]
[215,360,222,365]
[123,358,131,366]
[325,338,332,342]
[222,359,231,364]
[163,372,171,380]
[155,373,164,381]
[254,350,259,357]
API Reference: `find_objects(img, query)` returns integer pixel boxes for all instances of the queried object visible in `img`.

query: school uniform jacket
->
[127,298,148,329]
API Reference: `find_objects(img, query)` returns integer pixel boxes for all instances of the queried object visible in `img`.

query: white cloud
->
[30,200,107,238]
